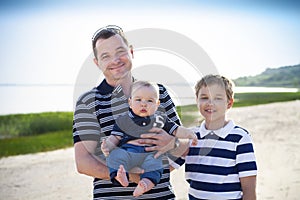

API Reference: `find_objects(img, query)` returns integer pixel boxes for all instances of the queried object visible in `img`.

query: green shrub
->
[0,112,73,138]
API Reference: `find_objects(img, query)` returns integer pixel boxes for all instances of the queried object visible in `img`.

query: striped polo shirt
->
[73,79,182,200]
[185,120,257,200]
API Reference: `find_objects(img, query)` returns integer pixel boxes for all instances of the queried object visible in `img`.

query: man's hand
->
[138,127,176,158]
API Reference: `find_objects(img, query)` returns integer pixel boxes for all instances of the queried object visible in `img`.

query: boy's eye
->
[200,97,208,100]
[216,97,223,100]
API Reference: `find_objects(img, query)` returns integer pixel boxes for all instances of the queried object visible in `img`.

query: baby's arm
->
[173,127,198,146]
[101,135,121,157]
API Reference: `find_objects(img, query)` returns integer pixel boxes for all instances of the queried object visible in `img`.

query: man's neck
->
[107,74,133,97]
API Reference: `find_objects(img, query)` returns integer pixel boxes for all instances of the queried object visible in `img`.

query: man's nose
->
[111,55,121,63]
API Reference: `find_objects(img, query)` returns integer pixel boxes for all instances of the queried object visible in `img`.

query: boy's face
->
[129,86,160,117]
[196,84,233,123]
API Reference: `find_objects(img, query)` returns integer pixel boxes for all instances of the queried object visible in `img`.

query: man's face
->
[94,34,133,85]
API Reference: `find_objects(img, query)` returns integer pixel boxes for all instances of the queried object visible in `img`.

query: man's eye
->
[101,55,110,60]
[116,49,126,56]
[117,49,126,54]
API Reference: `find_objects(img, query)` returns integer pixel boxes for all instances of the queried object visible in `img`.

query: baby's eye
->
[135,98,141,102]
[147,99,154,103]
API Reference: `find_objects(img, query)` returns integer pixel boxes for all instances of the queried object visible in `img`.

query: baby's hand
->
[101,140,110,157]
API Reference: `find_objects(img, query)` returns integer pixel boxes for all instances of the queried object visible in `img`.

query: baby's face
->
[129,86,160,117]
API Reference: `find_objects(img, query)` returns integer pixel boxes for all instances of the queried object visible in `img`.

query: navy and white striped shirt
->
[185,120,257,200]
[73,79,182,200]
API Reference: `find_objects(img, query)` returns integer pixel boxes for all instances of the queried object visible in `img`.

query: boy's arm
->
[240,176,257,200]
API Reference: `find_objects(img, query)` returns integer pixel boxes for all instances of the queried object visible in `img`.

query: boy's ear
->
[227,98,234,109]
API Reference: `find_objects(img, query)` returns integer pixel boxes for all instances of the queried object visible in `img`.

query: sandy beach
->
[1,100,300,200]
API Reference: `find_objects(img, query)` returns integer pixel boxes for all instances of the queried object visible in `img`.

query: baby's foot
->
[133,178,154,197]
[115,165,129,187]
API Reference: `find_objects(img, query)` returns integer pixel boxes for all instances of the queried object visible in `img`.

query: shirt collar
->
[96,79,115,95]
[96,78,136,95]
[198,120,235,139]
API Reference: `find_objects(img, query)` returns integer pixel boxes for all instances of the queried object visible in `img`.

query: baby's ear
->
[128,97,132,107]
[157,100,161,106]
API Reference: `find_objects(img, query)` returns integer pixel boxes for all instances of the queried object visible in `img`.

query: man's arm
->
[75,140,143,183]
[74,140,110,180]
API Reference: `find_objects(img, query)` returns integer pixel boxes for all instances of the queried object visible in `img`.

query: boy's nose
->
[207,99,214,105]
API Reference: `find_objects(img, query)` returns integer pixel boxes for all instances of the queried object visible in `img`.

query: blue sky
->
[0,0,299,84]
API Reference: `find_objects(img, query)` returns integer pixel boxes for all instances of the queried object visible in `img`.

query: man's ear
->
[129,45,134,59]
[93,57,99,66]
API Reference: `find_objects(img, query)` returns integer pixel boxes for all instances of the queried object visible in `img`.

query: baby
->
[101,80,197,197]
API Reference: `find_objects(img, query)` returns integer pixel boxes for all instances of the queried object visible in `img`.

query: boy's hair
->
[195,74,235,101]
[131,81,160,98]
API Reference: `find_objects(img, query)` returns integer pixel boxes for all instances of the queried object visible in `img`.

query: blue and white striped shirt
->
[185,120,257,200]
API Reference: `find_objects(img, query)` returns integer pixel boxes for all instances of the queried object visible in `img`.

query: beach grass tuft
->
[0,92,299,158]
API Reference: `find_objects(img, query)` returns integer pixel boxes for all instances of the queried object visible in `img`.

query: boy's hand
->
[190,132,198,146]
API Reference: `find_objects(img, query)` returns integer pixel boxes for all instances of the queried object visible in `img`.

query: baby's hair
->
[195,74,235,101]
[130,80,160,98]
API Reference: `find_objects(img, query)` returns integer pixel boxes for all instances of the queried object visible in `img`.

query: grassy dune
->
[0,92,299,158]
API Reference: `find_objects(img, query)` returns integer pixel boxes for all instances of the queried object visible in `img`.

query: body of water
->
[0,85,298,115]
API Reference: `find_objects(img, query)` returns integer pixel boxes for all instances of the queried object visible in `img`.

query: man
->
[73,25,185,199]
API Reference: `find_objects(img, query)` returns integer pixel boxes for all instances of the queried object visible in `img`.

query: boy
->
[101,80,197,197]
[185,74,257,200]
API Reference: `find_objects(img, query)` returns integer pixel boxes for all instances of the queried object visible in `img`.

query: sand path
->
[1,100,300,200]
